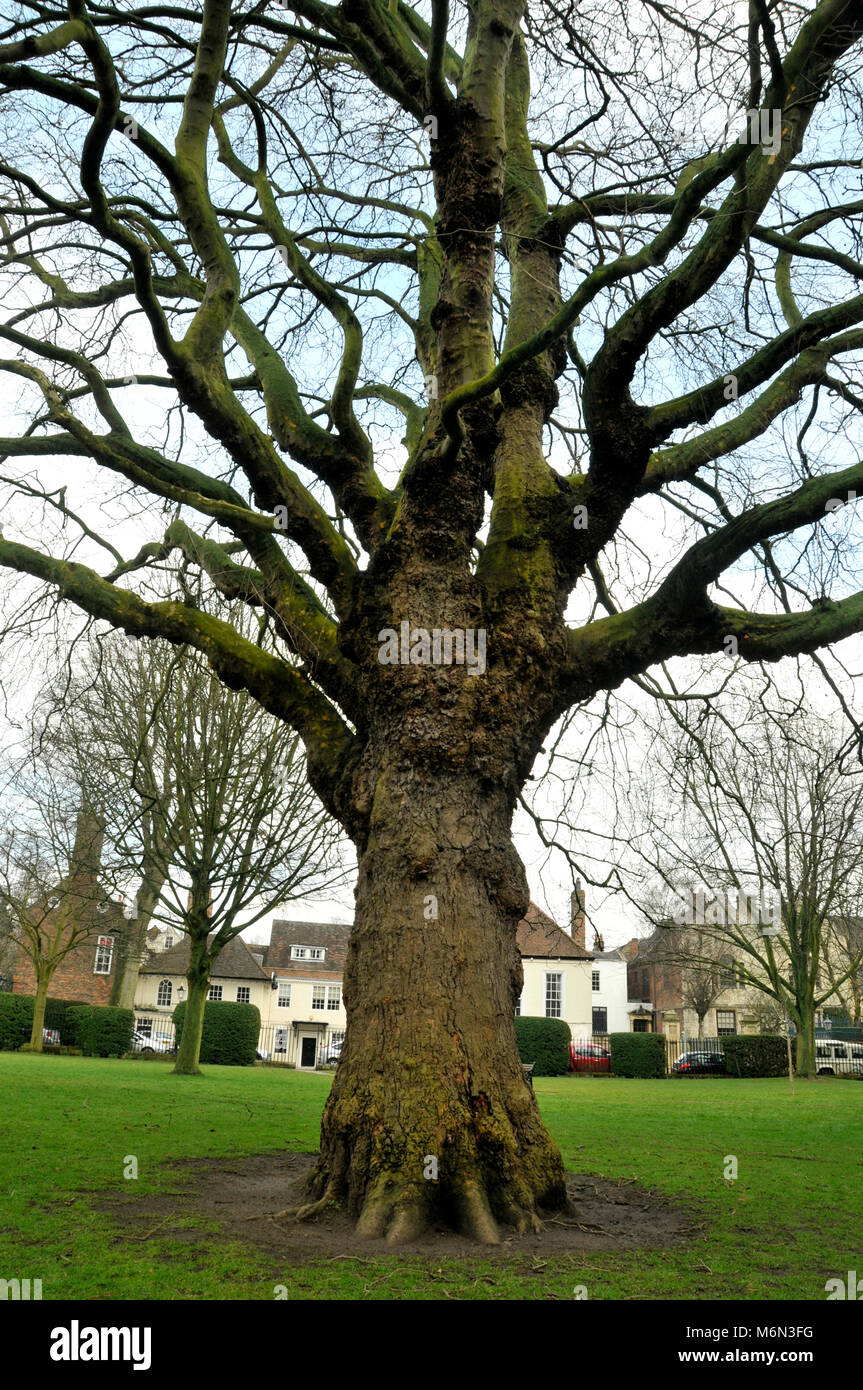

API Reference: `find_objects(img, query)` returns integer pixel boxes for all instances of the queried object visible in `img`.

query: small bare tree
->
[628,697,863,1075]
[0,787,117,1050]
[35,623,348,1074]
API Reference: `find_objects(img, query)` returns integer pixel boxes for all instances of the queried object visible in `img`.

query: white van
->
[815,1040,863,1076]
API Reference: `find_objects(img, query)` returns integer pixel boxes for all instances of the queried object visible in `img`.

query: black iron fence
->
[571,1032,863,1077]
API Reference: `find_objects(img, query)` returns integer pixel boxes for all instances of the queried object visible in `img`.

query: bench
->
[522,1062,535,1089]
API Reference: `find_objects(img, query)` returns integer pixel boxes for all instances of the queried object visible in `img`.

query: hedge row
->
[0,991,82,1049]
[65,1004,134,1057]
[513,1016,571,1075]
[173,999,260,1066]
[721,1034,787,1077]
[609,1032,667,1078]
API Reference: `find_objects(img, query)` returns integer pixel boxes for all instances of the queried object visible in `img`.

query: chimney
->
[70,805,105,879]
[570,879,586,950]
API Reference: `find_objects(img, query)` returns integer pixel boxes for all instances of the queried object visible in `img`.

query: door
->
[300,1035,317,1068]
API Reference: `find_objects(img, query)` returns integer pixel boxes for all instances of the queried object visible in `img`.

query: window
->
[719,958,737,990]
[312,984,339,1011]
[164,934,173,949]
[716,1010,737,1036]
[592,970,600,992]
[592,1007,607,1034]
[329,1030,345,1049]
[136,1018,153,1037]
[277,982,291,1008]
[514,992,522,1017]
[94,937,114,974]
[312,985,326,1010]
[156,979,172,1007]
[207,985,223,1001]
[274,1027,288,1053]
[632,1018,649,1032]
[290,945,325,961]
[236,986,250,1004]
[545,972,562,1019]
[326,985,341,1011]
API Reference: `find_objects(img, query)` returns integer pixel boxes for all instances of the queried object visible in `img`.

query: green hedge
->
[513,1016,571,1076]
[609,1032,667,1078]
[0,990,81,1048]
[722,1034,787,1077]
[173,999,260,1066]
[64,1003,134,1057]
[0,991,33,1049]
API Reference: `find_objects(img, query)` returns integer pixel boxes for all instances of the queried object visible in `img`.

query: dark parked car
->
[569,1042,611,1073]
[672,1050,726,1075]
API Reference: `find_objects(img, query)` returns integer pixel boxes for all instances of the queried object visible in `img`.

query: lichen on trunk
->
[296,765,568,1243]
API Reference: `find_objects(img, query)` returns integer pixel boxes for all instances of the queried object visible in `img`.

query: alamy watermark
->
[378,622,486,675]
[671,886,781,934]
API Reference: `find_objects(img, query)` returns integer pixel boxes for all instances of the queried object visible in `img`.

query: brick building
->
[7,810,130,1006]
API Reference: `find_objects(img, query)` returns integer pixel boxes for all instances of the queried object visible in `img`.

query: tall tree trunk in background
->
[27,965,51,1051]
[173,931,211,1075]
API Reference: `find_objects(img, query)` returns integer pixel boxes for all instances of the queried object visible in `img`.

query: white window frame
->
[207,984,223,1001]
[236,986,251,1004]
[592,970,600,992]
[94,937,114,975]
[290,945,326,961]
[326,985,341,1011]
[544,971,564,1019]
[277,982,291,1008]
[311,984,326,1010]
[156,979,172,1007]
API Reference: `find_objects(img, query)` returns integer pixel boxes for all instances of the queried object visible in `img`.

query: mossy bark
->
[173,939,210,1075]
[28,968,50,1051]
[303,766,567,1243]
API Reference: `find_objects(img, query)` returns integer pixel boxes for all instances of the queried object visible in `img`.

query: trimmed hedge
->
[0,991,33,1049]
[609,1032,667,1078]
[65,1005,93,1050]
[64,1003,134,1057]
[513,1016,571,1076]
[722,1034,787,1077]
[173,999,260,1066]
[0,990,81,1048]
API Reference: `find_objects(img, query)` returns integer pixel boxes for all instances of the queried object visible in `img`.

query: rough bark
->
[172,935,211,1076]
[28,969,50,1051]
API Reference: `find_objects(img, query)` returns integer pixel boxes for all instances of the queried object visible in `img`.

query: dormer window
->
[290,945,325,961]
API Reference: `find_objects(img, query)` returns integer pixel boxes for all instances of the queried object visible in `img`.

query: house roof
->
[265,919,352,977]
[140,934,269,980]
[516,902,593,960]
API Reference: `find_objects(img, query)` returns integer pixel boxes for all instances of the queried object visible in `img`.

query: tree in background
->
[34,626,346,1074]
[0,788,119,1050]
[627,698,863,1074]
[2,1,863,1235]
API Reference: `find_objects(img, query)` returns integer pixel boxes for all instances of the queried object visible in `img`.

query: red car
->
[569,1042,611,1073]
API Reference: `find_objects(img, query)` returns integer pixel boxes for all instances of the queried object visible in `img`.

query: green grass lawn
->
[1,1053,861,1301]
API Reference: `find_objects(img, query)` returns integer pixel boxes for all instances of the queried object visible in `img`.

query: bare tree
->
[36,627,347,1074]
[627,698,863,1074]
[1,0,863,1236]
[0,782,118,1049]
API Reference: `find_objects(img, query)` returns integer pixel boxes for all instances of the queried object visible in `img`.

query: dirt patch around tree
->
[93,1151,702,1263]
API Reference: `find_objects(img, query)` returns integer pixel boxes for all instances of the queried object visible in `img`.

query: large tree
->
[2,0,863,1238]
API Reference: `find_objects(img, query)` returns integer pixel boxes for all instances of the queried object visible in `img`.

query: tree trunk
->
[28,970,50,1051]
[795,1015,816,1077]
[302,772,568,1244]
[173,939,210,1075]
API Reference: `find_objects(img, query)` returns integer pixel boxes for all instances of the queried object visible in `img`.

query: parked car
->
[131,1029,175,1055]
[256,1048,271,1061]
[815,1041,863,1076]
[569,1042,611,1073]
[672,1050,726,1075]
[325,1038,344,1064]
